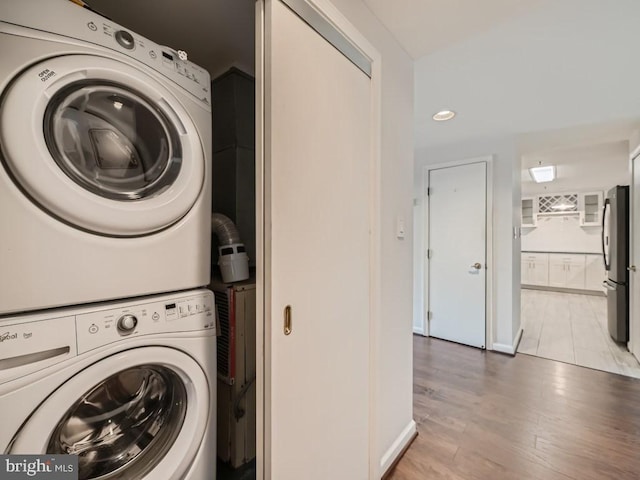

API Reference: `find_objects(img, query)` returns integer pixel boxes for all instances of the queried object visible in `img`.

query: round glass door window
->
[44,81,182,201]
[47,366,187,479]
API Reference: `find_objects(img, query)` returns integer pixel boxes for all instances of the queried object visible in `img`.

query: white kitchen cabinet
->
[523,192,603,227]
[585,254,606,291]
[521,253,549,286]
[548,259,566,287]
[521,197,536,227]
[548,254,586,289]
[579,191,604,227]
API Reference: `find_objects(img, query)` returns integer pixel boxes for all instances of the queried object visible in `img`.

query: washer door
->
[0,55,205,236]
[9,347,209,480]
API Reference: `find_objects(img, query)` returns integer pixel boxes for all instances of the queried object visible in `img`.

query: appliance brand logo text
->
[0,332,17,343]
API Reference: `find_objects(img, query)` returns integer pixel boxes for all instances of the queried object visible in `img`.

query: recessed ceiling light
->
[529,165,556,183]
[432,110,456,122]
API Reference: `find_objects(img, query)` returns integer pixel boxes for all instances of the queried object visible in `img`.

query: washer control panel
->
[0,289,214,384]
[75,290,215,354]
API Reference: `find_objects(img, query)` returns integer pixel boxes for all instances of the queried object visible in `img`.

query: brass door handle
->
[284,305,292,336]
[471,262,482,270]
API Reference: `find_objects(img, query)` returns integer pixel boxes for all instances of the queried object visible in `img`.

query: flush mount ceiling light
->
[432,110,456,121]
[529,165,556,183]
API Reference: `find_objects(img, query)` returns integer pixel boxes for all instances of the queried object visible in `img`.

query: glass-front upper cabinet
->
[579,191,604,227]
[521,197,536,227]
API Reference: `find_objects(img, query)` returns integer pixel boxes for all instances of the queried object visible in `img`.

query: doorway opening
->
[517,127,640,378]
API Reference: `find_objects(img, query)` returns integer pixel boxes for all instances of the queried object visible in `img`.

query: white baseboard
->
[412,327,425,336]
[492,327,523,356]
[379,419,417,477]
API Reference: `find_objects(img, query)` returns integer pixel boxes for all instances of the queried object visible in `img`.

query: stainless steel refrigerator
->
[602,185,629,342]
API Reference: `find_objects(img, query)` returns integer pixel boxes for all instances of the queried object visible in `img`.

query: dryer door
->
[0,55,205,236]
[8,347,210,480]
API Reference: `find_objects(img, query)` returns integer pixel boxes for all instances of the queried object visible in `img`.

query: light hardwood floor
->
[518,289,640,378]
[388,336,640,480]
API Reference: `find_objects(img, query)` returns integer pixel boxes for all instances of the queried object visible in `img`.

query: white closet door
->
[258,1,373,479]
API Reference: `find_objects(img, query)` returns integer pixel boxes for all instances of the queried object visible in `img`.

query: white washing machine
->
[0,289,216,480]
[0,0,212,315]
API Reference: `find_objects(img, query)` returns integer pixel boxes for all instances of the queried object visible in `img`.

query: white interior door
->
[631,153,640,361]
[427,162,487,348]
[259,1,374,479]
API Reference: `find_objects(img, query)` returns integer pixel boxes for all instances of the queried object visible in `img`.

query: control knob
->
[117,314,138,335]
[115,30,135,50]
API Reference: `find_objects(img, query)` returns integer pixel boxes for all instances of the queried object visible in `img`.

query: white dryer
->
[0,289,216,480]
[0,0,212,315]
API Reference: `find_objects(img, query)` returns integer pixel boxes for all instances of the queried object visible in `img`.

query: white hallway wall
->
[413,0,640,350]
[330,0,415,474]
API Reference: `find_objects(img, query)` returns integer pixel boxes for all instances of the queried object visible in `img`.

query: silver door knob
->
[629,265,637,272]
[471,262,482,270]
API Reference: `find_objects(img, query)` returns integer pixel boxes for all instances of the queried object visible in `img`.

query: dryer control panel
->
[1,0,212,109]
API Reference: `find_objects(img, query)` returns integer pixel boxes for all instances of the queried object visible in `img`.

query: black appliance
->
[602,185,630,342]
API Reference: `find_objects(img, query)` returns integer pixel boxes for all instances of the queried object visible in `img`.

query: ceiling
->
[409,0,640,196]
[362,0,551,59]
[521,139,630,196]
[412,0,640,152]
[518,119,639,195]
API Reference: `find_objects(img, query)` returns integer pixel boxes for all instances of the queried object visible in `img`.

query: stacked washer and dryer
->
[0,1,217,479]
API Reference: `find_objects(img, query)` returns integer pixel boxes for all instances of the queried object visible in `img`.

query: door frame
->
[255,1,383,478]
[629,145,640,361]
[421,156,495,350]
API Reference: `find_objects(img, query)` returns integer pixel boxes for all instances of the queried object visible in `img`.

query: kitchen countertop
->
[522,250,601,255]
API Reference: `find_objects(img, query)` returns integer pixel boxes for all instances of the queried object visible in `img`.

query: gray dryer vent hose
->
[211,213,242,246]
